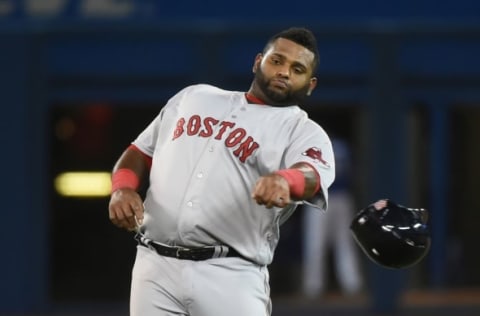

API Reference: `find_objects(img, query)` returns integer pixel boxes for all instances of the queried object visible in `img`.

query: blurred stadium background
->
[1,0,480,315]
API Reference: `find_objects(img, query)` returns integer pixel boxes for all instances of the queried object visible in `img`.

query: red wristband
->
[111,168,140,193]
[275,169,305,198]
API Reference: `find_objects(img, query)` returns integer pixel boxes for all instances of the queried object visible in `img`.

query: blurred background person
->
[301,137,363,299]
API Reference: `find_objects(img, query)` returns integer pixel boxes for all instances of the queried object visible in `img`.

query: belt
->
[135,233,245,261]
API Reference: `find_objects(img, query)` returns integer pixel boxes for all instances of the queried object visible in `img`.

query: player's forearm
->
[291,162,320,198]
[111,146,151,192]
[276,162,320,200]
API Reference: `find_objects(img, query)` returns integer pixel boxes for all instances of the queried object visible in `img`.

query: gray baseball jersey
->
[132,84,335,266]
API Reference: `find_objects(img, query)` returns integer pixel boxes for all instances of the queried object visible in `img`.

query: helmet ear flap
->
[350,199,431,269]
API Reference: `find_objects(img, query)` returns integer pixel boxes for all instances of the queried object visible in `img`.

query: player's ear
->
[252,53,263,73]
[306,77,317,96]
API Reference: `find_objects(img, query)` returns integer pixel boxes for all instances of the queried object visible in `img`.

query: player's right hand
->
[251,173,291,209]
[108,188,144,231]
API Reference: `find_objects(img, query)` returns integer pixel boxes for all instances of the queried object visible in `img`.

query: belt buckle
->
[176,247,190,259]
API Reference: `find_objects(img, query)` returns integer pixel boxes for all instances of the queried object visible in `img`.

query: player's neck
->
[245,93,266,105]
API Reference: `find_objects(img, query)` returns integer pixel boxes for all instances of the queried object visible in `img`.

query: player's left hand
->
[252,173,291,208]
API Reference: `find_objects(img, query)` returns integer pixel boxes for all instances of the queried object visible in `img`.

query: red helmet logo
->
[302,147,330,167]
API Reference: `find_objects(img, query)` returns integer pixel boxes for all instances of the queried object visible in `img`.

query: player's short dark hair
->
[263,27,320,75]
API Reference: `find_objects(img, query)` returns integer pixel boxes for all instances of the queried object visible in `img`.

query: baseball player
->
[108,27,335,316]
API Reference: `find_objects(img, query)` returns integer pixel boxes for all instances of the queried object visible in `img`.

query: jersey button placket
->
[187,170,205,207]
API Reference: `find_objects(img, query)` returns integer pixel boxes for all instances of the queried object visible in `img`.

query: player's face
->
[251,38,317,106]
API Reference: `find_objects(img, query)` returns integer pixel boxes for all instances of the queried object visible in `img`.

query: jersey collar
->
[245,93,266,105]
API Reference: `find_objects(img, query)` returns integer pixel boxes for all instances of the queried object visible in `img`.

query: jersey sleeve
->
[131,112,162,157]
[131,85,192,155]
[284,116,336,211]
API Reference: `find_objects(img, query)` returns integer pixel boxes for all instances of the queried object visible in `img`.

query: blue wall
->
[2,0,480,21]
[1,0,480,313]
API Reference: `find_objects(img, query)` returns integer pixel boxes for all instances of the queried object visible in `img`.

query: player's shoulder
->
[292,109,330,136]
[286,106,314,125]
[183,83,237,97]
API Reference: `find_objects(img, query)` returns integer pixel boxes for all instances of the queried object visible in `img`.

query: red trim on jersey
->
[128,144,152,169]
[312,171,321,195]
[245,93,266,105]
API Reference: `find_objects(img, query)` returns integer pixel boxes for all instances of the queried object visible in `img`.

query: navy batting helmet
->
[350,199,431,269]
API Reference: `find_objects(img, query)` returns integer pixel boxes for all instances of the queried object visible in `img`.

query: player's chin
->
[265,88,290,105]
